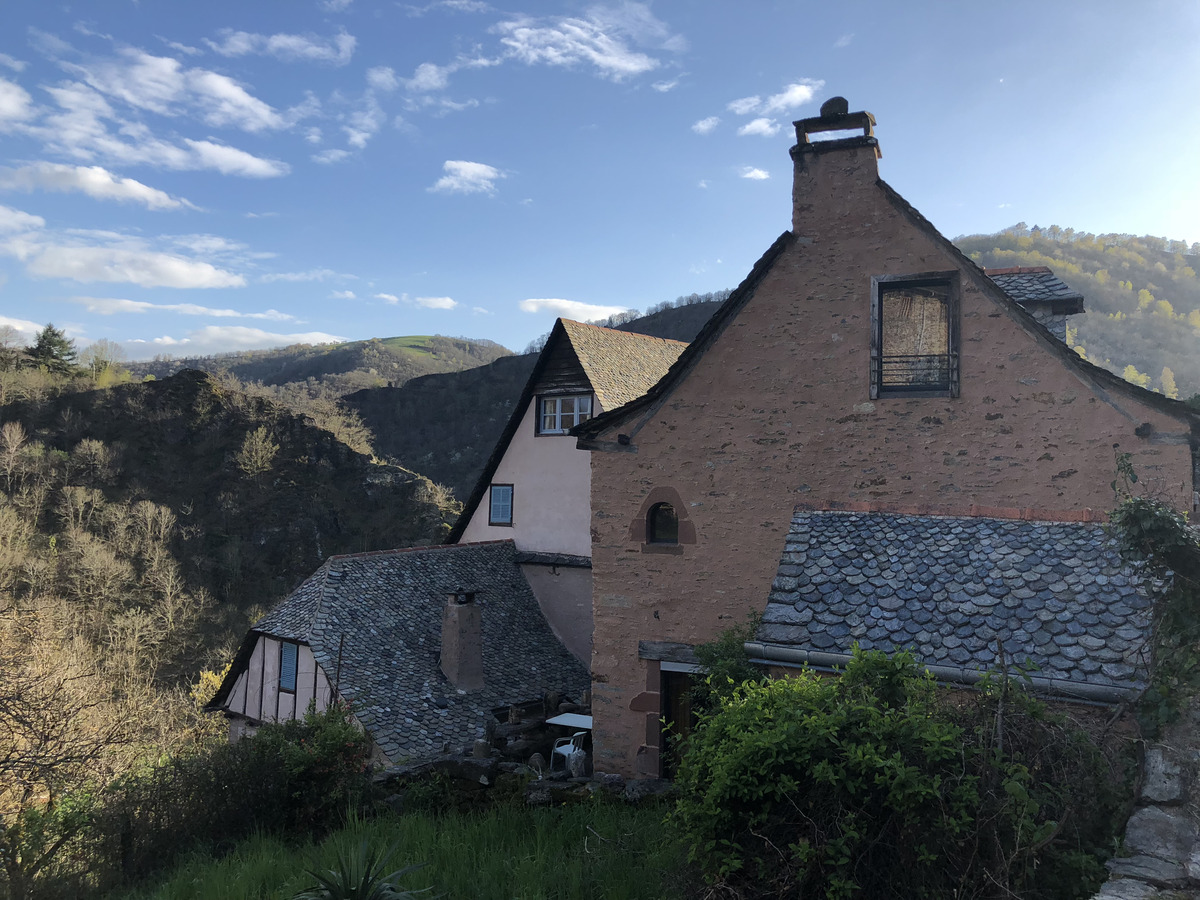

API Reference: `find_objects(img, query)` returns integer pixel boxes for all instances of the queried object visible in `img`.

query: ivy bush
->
[671,649,1127,900]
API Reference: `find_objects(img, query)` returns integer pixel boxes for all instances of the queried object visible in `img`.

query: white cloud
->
[404,62,451,92]
[343,95,384,148]
[413,295,456,309]
[727,96,760,115]
[738,117,779,137]
[429,160,503,194]
[186,69,286,131]
[23,245,245,288]
[329,289,356,300]
[68,296,295,320]
[321,0,354,10]
[697,179,707,189]
[312,148,351,164]
[471,306,490,314]
[760,80,823,115]
[0,163,191,210]
[494,13,659,81]
[0,204,46,232]
[262,268,341,283]
[740,167,769,180]
[0,316,41,341]
[406,0,491,14]
[373,291,456,309]
[367,66,399,91]
[691,116,719,135]
[131,325,346,356]
[305,126,323,143]
[518,298,632,321]
[185,140,290,177]
[0,77,34,125]
[206,29,356,66]
[0,54,27,73]
[651,78,678,92]
[833,34,854,48]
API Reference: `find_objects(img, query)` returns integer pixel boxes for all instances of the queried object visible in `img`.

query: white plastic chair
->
[550,731,587,774]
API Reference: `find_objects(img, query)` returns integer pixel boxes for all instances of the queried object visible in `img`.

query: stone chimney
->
[440,591,484,691]
[790,96,881,235]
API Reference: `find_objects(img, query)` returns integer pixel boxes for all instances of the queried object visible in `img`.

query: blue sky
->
[1,1,1197,359]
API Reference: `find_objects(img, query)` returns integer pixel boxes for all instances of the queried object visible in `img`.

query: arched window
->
[647,502,679,545]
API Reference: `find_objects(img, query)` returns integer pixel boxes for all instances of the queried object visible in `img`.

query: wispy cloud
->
[691,116,719,135]
[833,33,854,48]
[0,204,46,232]
[367,66,400,91]
[406,0,491,15]
[518,298,632,321]
[739,167,769,180]
[725,80,823,118]
[373,292,456,309]
[130,325,346,356]
[67,296,295,320]
[321,0,355,11]
[0,162,193,209]
[0,315,42,340]
[651,78,679,92]
[329,289,356,300]
[206,29,357,66]
[312,148,352,164]
[261,268,342,283]
[0,54,27,73]
[0,77,35,125]
[737,117,779,138]
[429,160,503,194]
[184,139,289,177]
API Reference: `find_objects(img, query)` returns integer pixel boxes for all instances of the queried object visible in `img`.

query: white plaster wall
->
[222,637,333,724]
[458,398,594,557]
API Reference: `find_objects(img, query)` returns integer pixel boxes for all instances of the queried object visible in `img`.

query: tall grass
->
[121,801,688,900]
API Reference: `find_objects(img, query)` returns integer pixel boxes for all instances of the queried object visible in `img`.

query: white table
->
[545,712,593,730]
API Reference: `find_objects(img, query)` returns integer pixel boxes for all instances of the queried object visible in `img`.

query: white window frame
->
[538,394,593,434]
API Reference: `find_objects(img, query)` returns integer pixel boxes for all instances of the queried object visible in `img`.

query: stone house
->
[448,318,687,664]
[208,540,589,762]
[574,100,1200,777]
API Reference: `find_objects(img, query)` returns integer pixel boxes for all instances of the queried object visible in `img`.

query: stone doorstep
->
[1124,807,1200,867]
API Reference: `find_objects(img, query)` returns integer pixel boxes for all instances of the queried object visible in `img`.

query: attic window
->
[279,640,298,693]
[538,394,592,434]
[647,503,679,545]
[870,274,960,398]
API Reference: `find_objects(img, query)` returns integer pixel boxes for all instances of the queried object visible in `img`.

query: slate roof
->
[558,319,687,411]
[224,540,589,762]
[756,510,1155,698]
[986,266,1085,311]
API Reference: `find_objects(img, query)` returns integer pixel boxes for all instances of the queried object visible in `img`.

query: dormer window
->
[647,502,679,545]
[538,394,592,434]
[870,273,960,398]
[279,640,298,693]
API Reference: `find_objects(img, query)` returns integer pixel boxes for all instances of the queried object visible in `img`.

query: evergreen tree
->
[28,323,78,376]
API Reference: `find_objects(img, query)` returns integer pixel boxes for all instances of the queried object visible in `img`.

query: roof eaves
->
[575,230,796,444]
[445,322,571,543]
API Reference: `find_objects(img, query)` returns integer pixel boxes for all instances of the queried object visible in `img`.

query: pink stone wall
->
[587,143,1196,776]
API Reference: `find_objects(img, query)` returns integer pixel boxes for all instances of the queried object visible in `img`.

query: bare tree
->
[235,426,279,481]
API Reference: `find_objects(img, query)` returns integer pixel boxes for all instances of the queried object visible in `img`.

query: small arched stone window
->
[647,502,679,545]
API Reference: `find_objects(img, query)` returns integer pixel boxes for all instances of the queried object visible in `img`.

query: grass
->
[119,800,690,900]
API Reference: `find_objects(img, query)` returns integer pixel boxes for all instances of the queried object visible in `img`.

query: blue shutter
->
[280,641,298,692]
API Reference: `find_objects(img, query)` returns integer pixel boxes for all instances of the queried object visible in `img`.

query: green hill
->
[955,225,1200,398]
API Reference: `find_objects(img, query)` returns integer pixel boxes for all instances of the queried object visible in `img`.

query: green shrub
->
[671,648,1127,900]
[79,703,373,894]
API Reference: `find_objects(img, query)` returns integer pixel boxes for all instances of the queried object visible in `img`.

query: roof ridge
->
[560,318,689,347]
[793,499,1108,524]
[984,265,1053,275]
[329,539,514,562]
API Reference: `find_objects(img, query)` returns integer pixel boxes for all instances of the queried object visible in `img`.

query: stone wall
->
[586,139,1196,776]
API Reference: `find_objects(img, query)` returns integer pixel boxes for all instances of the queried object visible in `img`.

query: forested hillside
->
[0,366,458,756]
[956,225,1200,398]
[347,298,726,497]
[127,334,512,402]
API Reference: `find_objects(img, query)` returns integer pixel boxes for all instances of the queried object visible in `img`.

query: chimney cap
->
[792,100,880,159]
